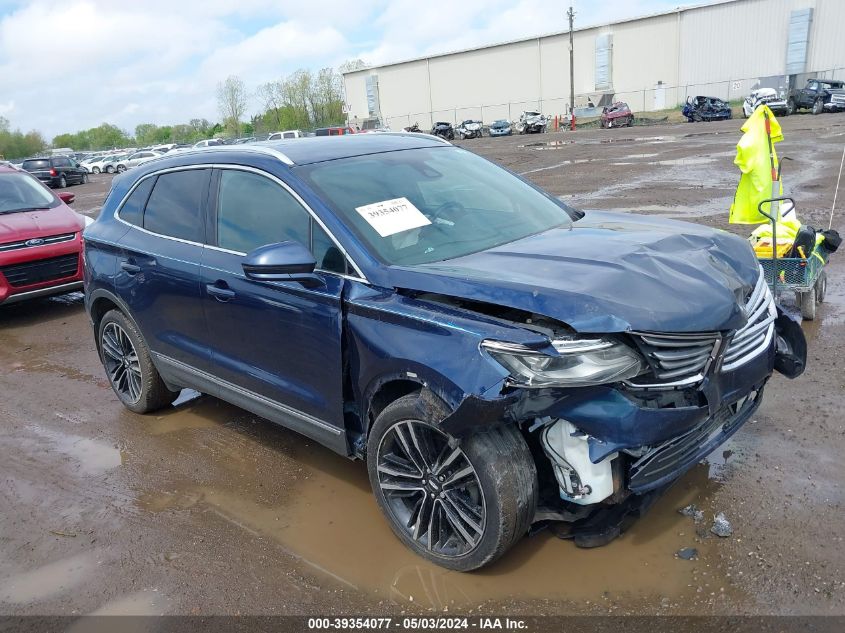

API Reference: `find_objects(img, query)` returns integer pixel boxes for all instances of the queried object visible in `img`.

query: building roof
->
[342,0,740,76]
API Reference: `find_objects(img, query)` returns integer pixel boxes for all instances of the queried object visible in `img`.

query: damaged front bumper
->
[441,309,805,534]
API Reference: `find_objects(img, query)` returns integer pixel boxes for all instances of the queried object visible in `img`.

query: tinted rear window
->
[119,177,156,227]
[23,159,50,169]
[143,169,210,242]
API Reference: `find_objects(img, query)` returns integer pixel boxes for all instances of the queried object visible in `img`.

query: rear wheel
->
[800,287,817,320]
[59,175,67,188]
[367,391,537,571]
[98,310,179,413]
[812,98,824,115]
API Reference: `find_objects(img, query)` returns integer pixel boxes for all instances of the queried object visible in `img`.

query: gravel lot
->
[1,113,844,617]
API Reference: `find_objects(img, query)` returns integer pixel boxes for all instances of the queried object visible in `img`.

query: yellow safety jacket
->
[729,104,783,224]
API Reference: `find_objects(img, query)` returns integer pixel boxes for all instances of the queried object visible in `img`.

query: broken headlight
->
[482,338,643,388]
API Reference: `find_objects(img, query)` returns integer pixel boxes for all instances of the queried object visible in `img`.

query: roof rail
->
[141,144,295,167]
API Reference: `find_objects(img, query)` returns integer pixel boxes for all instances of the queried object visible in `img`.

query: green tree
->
[0,118,47,159]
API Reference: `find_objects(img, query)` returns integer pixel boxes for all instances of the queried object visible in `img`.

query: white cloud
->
[0,0,705,140]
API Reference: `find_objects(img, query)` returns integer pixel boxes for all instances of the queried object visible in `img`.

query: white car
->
[80,156,112,174]
[743,88,789,117]
[193,139,224,148]
[123,150,164,170]
[267,130,303,140]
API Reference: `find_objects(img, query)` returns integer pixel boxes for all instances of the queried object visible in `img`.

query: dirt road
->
[1,114,843,617]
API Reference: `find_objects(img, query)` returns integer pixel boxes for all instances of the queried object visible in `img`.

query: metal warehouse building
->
[342,0,845,130]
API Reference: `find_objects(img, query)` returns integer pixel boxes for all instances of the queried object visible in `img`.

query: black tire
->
[98,309,179,414]
[92,166,101,174]
[117,164,126,173]
[812,98,824,115]
[693,113,703,122]
[786,99,796,115]
[106,165,115,174]
[367,391,537,571]
[58,175,67,188]
[81,172,88,184]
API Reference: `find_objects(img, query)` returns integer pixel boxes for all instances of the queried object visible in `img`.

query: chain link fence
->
[378,67,845,132]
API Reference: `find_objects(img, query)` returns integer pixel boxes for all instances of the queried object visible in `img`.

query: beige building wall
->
[343,0,842,127]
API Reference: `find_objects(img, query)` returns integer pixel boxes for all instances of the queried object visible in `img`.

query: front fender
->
[344,283,546,426]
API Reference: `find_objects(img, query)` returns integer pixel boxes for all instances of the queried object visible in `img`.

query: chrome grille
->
[631,331,719,387]
[721,271,776,372]
[0,232,76,252]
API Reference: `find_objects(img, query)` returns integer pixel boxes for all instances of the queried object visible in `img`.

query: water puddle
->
[143,390,220,435]
[0,551,99,604]
[137,434,734,609]
[28,425,123,475]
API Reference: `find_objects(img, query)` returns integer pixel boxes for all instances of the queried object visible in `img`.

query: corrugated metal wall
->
[343,0,842,126]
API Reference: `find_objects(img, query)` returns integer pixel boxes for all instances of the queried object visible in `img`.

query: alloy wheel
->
[101,322,143,403]
[377,420,486,558]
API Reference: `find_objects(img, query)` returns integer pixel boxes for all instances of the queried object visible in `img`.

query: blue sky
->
[0,0,714,139]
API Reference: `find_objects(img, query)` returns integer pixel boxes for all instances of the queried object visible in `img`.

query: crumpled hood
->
[389,211,761,333]
[0,206,83,242]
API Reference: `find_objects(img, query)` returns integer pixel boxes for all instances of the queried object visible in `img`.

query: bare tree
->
[217,75,247,137]
[338,58,368,74]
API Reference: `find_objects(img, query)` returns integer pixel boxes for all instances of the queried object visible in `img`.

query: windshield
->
[0,172,59,213]
[298,146,574,266]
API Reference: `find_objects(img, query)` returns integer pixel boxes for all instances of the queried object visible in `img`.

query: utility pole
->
[567,6,576,131]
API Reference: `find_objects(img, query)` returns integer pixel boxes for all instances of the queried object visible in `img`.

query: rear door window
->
[143,169,210,242]
[119,177,156,227]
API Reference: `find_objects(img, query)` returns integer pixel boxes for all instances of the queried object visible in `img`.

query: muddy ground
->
[1,113,844,618]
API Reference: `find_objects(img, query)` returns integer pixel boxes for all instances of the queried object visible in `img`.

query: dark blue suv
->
[83,134,805,571]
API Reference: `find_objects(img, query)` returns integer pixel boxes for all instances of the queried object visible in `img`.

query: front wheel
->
[786,99,796,115]
[816,270,827,303]
[98,310,179,413]
[92,166,101,174]
[105,165,115,174]
[116,164,126,173]
[367,392,537,571]
[812,98,824,115]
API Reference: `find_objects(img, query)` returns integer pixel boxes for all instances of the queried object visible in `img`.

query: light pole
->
[567,6,575,131]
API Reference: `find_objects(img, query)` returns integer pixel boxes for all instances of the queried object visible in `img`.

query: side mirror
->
[242,241,322,287]
[58,192,75,204]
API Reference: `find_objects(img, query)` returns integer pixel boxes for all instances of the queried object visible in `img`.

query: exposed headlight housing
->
[482,337,643,388]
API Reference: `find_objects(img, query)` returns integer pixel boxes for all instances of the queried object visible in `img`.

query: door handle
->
[206,282,235,302]
[120,261,141,274]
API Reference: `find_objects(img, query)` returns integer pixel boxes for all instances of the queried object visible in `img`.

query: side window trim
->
[210,165,366,281]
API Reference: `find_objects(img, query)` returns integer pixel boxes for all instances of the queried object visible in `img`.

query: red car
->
[600,101,634,128]
[0,165,88,305]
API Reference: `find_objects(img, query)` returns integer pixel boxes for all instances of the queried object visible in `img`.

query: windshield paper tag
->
[355,197,432,237]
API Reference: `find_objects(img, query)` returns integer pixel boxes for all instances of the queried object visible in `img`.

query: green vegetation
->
[0,117,47,159]
[14,59,367,155]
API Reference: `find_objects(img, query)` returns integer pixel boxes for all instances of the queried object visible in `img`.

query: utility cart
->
[756,196,829,320]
